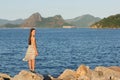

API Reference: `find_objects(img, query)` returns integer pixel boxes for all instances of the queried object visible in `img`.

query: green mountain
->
[0,19,24,28]
[90,14,120,28]
[0,13,101,28]
[66,14,101,27]
[0,23,20,28]
[0,19,24,25]
[21,13,72,28]
[36,15,72,28]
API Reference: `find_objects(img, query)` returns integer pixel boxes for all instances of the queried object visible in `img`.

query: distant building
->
[63,26,75,28]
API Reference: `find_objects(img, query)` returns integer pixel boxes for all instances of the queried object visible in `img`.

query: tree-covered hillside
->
[91,14,120,28]
[66,14,101,27]
[36,15,72,28]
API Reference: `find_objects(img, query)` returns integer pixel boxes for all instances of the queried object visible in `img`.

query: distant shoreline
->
[1,27,120,29]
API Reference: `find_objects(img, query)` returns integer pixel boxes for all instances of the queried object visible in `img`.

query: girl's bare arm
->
[32,37,38,56]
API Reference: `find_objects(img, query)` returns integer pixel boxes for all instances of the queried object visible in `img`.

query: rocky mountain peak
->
[29,12,42,21]
[53,15,63,20]
[21,12,42,27]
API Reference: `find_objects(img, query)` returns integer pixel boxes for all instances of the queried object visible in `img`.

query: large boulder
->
[58,69,76,80]
[108,66,120,72]
[76,64,91,77]
[76,64,91,80]
[52,65,120,80]
[95,66,120,80]
[0,77,3,80]
[90,70,107,80]
[0,73,12,80]
[13,70,44,80]
[57,65,91,80]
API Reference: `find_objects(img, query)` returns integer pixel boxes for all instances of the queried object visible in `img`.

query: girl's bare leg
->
[28,60,32,70]
[31,59,35,71]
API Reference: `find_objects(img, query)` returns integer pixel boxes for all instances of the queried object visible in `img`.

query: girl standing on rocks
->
[23,28,38,73]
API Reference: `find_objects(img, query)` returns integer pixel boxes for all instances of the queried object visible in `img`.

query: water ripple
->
[0,28,120,77]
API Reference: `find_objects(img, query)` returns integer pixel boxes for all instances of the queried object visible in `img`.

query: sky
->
[0,0,120,20]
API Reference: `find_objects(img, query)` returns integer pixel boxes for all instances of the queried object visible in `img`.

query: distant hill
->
[66,14,101,27]
[0,19,24,25]
[21,12,42,27]
[0,23,20,28]
[0,13,101,28]
[90,14,120,28]
[36,15,72,28]
[21,13,72,28]
[0,19,24,28]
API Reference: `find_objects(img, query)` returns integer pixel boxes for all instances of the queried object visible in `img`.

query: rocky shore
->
[1,64,120,80]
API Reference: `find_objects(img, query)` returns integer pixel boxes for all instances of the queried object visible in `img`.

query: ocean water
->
[0,28,120,77]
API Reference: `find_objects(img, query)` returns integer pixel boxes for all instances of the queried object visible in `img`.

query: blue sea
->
[0,28,120,77]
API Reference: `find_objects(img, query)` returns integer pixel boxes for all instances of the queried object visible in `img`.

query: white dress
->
[23,45,36,61]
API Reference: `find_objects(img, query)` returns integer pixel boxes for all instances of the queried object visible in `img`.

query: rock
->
[56,65,120,80]
[48,75,62,80]
[95,66,120,80]
[0,77,3,80]
[13,70,44,80]
[58,69,76,80]
[43,75,53,80]
[108,66,120,72]
[21,12,42,27]
[76,64,88,77]
[90,70,107,80]
[77,75,90,80]
[0,73,12,80]
[2,65,120,80]
[51,78,62,80]
[61,75,76,80]
[76,64,91,79]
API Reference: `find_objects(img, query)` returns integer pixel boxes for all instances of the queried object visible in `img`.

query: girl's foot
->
[30,70,36,73]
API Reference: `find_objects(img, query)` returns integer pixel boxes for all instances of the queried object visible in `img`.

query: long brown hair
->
[28,28,35,45]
